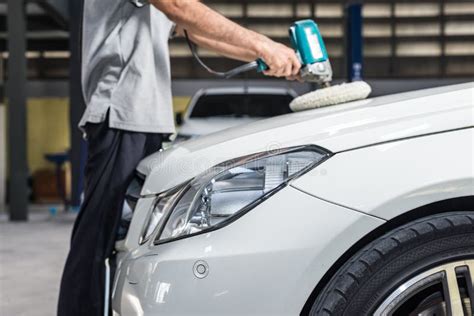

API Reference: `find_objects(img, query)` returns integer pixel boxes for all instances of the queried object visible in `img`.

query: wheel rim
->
[374,259,474,316]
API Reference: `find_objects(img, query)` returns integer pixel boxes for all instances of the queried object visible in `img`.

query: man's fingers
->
[258,39,303,79]
[284,62,293,77]
[261,46,301,78]
[291,56,301,76]
[273,60,285,77]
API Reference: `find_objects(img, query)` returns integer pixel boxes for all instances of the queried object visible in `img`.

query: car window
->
[190,94,294,118]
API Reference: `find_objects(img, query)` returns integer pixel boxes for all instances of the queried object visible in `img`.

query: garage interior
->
[0,0,473,315]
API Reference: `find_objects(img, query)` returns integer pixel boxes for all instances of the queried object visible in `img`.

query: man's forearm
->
[151,0,268,59]
[186,32,256,62]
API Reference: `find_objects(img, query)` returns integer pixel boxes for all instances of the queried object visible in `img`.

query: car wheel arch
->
[300,195,474,316]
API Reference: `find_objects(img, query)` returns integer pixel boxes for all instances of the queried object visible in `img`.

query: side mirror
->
[175,112,184,126]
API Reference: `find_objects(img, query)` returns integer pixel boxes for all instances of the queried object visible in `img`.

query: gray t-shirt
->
[79,0,176,134]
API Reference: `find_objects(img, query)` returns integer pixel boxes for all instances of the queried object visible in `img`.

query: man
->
[58,0,301,315]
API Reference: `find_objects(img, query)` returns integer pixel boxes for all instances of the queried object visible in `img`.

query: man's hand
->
[258,40,301,78]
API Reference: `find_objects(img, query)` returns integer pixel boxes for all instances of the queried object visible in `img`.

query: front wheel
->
[310,212,474,316]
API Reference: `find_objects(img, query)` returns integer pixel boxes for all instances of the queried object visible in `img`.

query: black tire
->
[309,212,474,315]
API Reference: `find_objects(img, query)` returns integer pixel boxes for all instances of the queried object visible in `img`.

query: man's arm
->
[151,0,300,78]
[176,27,256,62]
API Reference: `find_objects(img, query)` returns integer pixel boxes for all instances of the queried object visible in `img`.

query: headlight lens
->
[141,186,185,243]
[142,146,330,244]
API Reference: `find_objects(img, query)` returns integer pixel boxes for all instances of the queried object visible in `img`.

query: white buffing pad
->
[290,81,372,112]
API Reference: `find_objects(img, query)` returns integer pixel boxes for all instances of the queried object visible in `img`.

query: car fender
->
[291,128,474,220]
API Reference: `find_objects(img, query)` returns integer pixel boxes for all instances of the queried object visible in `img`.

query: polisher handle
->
[256,58,269,73]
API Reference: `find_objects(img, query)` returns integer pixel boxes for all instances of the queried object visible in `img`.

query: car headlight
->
[141,146,330,244]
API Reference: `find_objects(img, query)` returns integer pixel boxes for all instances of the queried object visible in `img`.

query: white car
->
[113,83,474,316]
[174,87,297,142]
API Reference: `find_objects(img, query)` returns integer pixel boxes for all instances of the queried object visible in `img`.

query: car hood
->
[178,117,261,137]
[139,82,474,195]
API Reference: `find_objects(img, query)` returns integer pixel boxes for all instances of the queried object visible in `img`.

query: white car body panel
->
[292,128,474,220]
[138,83,473,195]
[113,187,384,315]
[114,83,474,315]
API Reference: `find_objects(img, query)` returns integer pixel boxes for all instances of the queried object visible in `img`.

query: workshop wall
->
[4,1,474,81]
[25,97,192,175]
[27,98,70,173]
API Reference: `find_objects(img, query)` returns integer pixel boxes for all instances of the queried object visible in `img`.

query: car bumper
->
[112,186,384,315]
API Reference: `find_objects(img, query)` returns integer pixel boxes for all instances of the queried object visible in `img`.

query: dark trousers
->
[58,120,163,316]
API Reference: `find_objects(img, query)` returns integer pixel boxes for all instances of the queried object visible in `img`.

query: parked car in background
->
[173,87,297,143]
[113,83,474,316]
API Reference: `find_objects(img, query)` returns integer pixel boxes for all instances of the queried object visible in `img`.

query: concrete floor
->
[0,206,76,316]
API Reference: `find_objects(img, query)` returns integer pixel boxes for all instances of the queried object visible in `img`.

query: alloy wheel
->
[374,259,474,316]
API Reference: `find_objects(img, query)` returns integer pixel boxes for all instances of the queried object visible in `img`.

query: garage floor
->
[0,206,75,316]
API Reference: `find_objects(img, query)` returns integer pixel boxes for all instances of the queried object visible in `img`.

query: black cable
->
[184,30,258,79]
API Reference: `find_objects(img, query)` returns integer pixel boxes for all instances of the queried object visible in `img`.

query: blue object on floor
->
[49,207,58,217]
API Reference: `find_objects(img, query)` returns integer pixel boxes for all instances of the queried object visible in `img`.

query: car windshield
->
[190,93,294,118]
